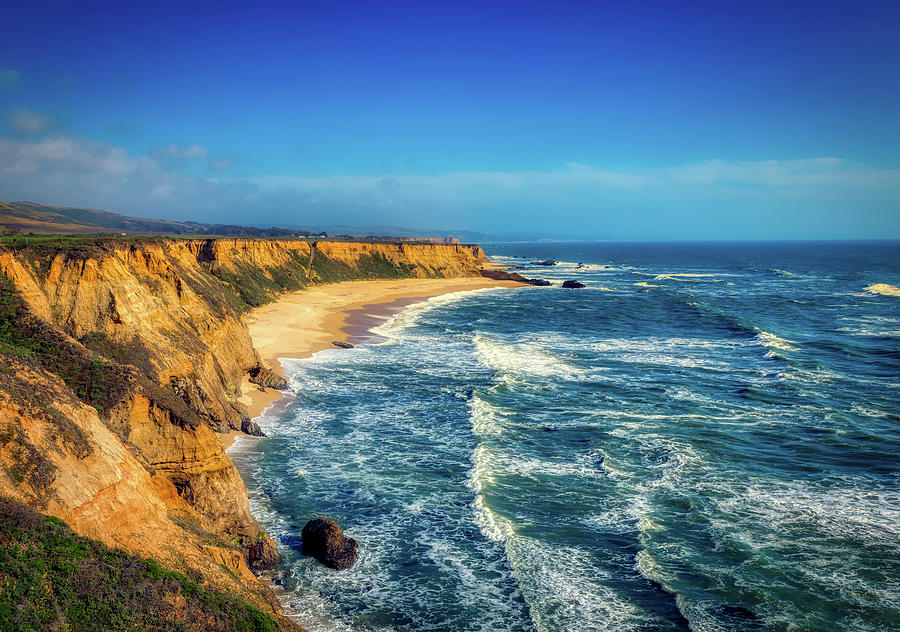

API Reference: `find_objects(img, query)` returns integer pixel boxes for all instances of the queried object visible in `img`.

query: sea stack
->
[302,518,359,570]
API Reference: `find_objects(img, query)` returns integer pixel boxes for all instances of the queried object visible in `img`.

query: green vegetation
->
[309,251,415,283]
[207,248,416,312]
[0,234,167,259]
[212,264,288,309]
[0,274,203,433]
[0,496,291,632]
[79,331,157,380]
[0,274,130,416]
[0,425,56,506]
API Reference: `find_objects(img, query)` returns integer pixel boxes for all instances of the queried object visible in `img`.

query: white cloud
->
[207,157,232,173]
[5,109,53,135]
[148,143,208,160]
[250,158,899,200]
[0,132,897,238]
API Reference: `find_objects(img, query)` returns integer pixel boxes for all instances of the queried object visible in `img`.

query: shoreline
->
[221,276,519,449]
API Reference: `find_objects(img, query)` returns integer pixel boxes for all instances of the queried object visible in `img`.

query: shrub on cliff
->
[0,496,293,632]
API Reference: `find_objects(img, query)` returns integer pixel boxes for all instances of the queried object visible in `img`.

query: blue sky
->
[1,0,898,239]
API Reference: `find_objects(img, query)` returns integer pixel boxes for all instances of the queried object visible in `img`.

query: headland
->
[0,234,520,627]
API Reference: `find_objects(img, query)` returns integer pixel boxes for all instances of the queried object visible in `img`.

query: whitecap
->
[473,334,586,382]
[864,283,900,297]
[753,330,798,358]
[468,394,508,437]
[504,536,666,632]
[653,273,718,281]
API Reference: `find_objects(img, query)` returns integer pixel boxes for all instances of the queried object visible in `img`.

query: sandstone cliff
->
[0,237,490,618]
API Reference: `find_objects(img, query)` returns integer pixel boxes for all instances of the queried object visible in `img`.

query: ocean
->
[228,241,900,632]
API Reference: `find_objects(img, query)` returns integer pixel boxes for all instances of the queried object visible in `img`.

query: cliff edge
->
[0,237,491,619]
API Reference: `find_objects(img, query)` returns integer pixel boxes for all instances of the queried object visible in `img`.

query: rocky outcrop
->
[301,518,358,570]
[531,260,557,266]
[248,366,288,390]
[562,280,585,288]
[332,341,354,349]
[480,269,551,286]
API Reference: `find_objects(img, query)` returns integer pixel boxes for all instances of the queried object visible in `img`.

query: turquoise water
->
[229,242,900,631]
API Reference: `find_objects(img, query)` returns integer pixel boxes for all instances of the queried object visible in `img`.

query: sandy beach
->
[221,277,519,448]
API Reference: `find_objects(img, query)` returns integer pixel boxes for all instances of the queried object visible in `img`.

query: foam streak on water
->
[230,242,900,632]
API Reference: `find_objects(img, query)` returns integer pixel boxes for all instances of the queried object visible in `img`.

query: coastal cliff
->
[0,237,490,620]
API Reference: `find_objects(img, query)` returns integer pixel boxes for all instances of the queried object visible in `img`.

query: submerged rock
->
[332,341,354,349]
[301,518,358,570]
[562,280,585,288]
[248,366,288,390]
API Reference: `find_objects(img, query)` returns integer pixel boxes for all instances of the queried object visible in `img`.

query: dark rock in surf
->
[479,269,550,286]
[240,416,265,437]
[247,535,280,571]
[531,260,557,266]
[301,518,358,570]
[332,341,354,349]
[562,280,585,288]
[248,365,288,390]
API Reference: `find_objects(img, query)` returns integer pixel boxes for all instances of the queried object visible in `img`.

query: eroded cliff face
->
[0,357,280,613]
[0,238,488,617]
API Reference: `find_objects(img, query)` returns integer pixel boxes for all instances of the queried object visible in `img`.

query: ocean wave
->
[710,478,900,551]
[505,536,668,632]
[753,330,798,360]
[468,444,515,543]
[770,268,797,277]
[837,315,900,337]
[492,453,607,481]
[864,283,900,297]
[585,336,739,371]
[474,334,586,382]
[632,471,900,631]
[653,273,718,281]
[413,531,534,630]
[590,336,737,353]
[634,281,661,288]
[468,394,508,437]
[369,286,507,341]
[777,365,844,384]
[849,405,894,419]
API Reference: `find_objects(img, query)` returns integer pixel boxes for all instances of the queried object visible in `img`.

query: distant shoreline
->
[220,277,519,449]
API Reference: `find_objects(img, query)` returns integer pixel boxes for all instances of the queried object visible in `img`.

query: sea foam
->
[864,283,900,297]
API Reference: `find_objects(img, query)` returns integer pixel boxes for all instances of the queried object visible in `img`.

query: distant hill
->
[0,199,579,242]
[0,201,477,241]
[0,201,325,238]
[0,201,202,234]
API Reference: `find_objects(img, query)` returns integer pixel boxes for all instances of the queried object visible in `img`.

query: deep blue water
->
[229,241,900,632]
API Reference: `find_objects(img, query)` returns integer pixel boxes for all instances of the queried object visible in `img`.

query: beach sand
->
[220,277,519,449]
